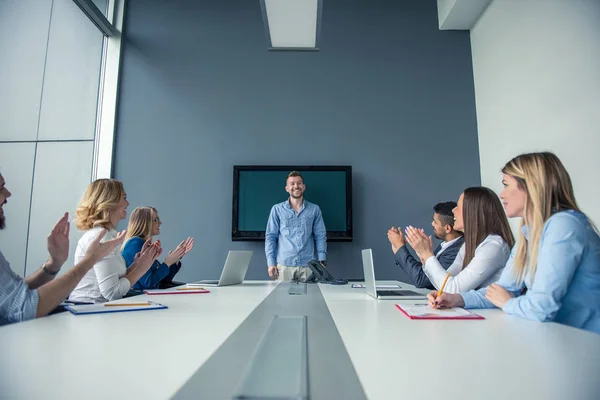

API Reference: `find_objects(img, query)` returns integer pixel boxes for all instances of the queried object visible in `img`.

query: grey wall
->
[114,0,480,282]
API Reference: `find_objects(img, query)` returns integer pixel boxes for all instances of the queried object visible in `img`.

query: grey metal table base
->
[233,315,308,399]
[173,283,367,400]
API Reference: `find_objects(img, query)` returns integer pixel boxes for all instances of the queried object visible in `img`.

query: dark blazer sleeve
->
[162,261,182,283]
[394,244,441,289]
[436,236,464,270]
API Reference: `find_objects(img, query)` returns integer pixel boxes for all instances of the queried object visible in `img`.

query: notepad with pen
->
[144,287,210,295]
[65,301,167,315]
[395,304,484,320]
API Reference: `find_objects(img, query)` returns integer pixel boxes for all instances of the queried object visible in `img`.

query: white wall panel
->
[0,143,36,276]
[26,141,93,275]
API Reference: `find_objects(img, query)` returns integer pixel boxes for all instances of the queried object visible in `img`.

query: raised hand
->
[134,238,153,262]
[176,237,194,256]
[47,213,71,266]
[142,237,152,252]
[387,227,406,253]
[135,241,163,272]
[84,229,127,264]
[165,244,186,266]
[165,237,195,266]
[404,226,434,262]
[182,237,194,255]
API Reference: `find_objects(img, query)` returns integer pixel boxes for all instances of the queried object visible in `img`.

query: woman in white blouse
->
[69,179,162,303]
[405,187,514,293]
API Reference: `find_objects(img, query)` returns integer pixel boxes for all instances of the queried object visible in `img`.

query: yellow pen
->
[104,302,151,307]
[434,272,451,306]
[177,287,205,291]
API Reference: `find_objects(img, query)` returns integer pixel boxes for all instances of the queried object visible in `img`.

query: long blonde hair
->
[122,206,157,249]
[76,179,125,230]
[502,152,583,284]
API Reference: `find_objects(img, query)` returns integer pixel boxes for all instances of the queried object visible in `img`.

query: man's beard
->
[433,231,444,240]
[0,215,5,230]
[290,192,303,199]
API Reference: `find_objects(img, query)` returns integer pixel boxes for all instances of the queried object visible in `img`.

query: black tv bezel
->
[232,165,353,242]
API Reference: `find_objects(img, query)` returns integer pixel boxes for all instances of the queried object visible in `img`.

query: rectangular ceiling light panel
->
[264,0,319,48]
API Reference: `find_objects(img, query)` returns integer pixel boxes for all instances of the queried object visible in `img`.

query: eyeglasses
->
[152,218,161,223]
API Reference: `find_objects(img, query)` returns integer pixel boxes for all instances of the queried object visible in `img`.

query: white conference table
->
[0,281,279,400]
[1,280,600,400]
[320,281,600,400]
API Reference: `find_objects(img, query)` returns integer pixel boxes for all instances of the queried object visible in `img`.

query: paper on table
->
[395,304,484,319]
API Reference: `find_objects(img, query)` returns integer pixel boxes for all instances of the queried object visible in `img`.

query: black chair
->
[158,280,186,289]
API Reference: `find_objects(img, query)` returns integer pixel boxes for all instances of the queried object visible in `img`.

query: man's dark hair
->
[433,201,457,227]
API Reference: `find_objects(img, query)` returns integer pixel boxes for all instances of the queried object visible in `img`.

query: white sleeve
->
[94,254,131,301]
[423,238,506,293]
[422,245,464,290]
[79,230,131,301]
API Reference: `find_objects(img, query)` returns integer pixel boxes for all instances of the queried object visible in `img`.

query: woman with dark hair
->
[405,187,514,293]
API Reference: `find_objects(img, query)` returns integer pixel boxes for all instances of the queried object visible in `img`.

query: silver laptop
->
[190,251,253,287]
[361,249,426,300]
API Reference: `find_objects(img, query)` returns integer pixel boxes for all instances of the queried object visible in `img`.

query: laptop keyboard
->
[377,290,422,296]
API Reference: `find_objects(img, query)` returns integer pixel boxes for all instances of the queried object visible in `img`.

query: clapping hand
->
[165,237,194,266]
[135,240,163,270]
[84,229,127,264]
[134,238,153,262]
[404,226,434,263]
[46,213,71,266]
[182,237,194,255]
[387,227,406,253]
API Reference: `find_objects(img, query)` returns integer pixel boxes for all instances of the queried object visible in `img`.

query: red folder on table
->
[395,304,484,320]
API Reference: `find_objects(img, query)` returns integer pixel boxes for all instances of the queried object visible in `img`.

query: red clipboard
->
[395,304,484,320]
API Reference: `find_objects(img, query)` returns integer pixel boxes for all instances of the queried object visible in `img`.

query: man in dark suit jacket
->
[388,202,463,289]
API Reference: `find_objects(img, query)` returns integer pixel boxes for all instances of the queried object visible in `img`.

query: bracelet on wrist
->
[42,262,60,276]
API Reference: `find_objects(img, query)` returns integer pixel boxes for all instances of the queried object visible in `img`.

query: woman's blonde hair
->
[76,179,125,230]
[502,152,583,284]
[122,206,157,249]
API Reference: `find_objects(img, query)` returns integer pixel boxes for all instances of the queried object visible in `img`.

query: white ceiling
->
[260,0,492,51]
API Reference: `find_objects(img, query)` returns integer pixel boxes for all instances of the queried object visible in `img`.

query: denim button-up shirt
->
[265,200,327,267]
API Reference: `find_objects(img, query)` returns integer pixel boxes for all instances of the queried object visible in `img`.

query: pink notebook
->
[395,304,484,320]
[144,288,210,295]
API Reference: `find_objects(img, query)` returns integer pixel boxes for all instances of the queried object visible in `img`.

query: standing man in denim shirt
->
[265,171,327,281]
